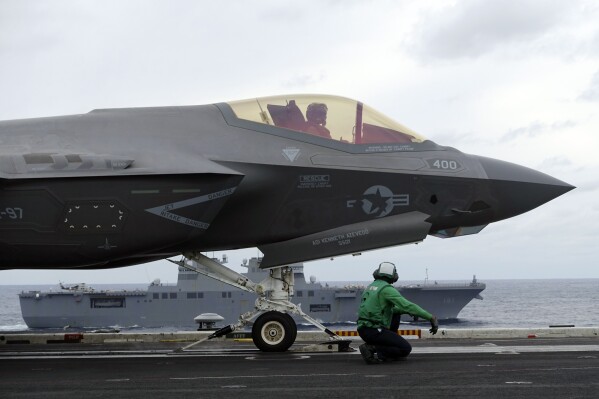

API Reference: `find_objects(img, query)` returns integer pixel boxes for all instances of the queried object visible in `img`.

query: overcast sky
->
[1,0,598,284]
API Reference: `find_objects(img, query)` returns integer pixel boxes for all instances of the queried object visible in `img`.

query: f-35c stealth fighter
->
[0,94,573,270]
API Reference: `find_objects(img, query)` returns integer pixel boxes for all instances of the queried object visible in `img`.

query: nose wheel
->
[252,311,297,352]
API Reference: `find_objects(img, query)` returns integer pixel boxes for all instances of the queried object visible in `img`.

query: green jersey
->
[357,279,433,329]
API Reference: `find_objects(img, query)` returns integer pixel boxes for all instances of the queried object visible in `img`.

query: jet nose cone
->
[475,155,575,220]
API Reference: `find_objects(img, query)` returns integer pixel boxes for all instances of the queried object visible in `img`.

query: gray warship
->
[19,257,485,329]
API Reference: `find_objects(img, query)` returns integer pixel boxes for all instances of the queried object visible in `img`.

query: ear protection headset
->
[372,262,398,283]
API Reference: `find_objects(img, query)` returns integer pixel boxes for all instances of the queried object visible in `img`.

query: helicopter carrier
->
[18,257,485,329]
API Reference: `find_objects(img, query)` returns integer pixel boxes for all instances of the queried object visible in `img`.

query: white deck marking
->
[412,345,599,354]
[170,373,355,380]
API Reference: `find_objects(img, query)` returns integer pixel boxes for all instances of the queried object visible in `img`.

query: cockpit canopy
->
[228,94,427,145]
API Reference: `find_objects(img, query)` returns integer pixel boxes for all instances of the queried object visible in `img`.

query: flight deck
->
[1,328,597,399]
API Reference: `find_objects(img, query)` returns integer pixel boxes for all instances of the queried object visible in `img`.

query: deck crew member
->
[357,262,439,364]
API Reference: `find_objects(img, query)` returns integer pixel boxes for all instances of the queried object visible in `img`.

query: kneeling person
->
[357,262,438,364]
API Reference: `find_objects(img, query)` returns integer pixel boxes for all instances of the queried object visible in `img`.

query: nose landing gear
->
[172,252,342,352]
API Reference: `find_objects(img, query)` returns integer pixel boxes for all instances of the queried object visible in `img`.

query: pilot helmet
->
[306,103,328,124]
[373,262,398,283]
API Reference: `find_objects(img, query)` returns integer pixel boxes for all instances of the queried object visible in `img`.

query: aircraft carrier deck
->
[1,327,598,398]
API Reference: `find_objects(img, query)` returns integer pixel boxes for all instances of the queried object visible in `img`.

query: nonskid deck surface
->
[1,337,598,399]
[1,335,599,356]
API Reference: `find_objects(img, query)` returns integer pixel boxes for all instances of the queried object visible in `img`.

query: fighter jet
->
[0,94,573,350]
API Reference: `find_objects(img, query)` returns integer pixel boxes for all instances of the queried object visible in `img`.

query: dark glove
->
[429,316,439,335]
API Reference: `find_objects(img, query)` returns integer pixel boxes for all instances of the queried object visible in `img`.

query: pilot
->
[304,102,332,139]
[357,262,439,364]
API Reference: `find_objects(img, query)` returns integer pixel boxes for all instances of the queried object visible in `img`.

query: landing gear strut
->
[172,251,342,352]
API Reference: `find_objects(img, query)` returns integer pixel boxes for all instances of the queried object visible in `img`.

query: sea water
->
[1,279,598,332]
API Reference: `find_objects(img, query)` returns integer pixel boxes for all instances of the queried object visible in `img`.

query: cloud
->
[579,69,599,101]
[537,156,573,169]
[502,121,547,141]
[500,120,577,142]
[410,0,576,60]
[282,72,327,89]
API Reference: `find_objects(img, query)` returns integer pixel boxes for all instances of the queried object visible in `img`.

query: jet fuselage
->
[0,95,573,269]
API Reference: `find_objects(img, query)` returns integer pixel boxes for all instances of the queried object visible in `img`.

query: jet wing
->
[258,211,432,268]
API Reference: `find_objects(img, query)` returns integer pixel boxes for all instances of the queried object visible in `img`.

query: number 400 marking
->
[432,160,458,170]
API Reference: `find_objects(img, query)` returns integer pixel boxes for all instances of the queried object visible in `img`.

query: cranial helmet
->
[306,103,328,124]
[373,262,398,283]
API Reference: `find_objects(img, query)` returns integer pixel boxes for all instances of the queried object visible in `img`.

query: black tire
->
[282,312,298,344]
[252,311,297,352]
